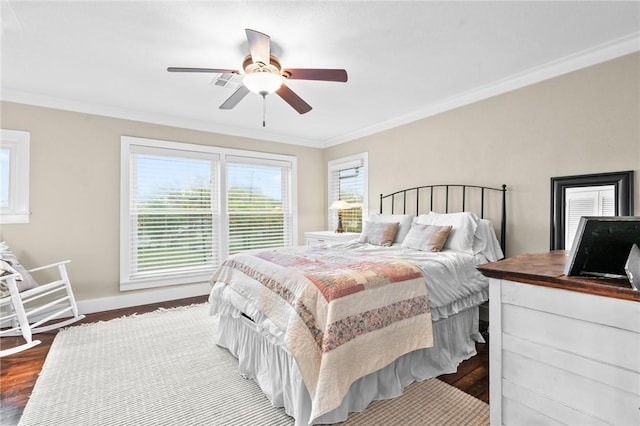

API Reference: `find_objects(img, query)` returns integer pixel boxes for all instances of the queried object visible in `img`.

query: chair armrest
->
[1,272,22,299]
[27,260,71,273]
[0,272,21,282]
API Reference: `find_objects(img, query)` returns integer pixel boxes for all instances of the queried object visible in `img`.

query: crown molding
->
[0,89,322,148]
[2,33,638,149]
[322,33,640,148]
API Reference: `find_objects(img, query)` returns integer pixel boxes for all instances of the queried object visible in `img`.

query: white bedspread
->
[210,246,434,421]
[329,241,490,320]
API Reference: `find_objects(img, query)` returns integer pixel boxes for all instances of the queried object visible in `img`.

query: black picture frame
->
[550,171,634,250]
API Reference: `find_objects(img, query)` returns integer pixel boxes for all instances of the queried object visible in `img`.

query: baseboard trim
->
[76,282,211,315]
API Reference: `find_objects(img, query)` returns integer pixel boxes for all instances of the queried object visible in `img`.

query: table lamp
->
[329,200,350,233]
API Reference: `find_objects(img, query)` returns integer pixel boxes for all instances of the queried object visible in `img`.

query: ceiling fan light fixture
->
[243,72,283,96]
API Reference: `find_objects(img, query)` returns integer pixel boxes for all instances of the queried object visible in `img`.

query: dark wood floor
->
[0,296,489,425]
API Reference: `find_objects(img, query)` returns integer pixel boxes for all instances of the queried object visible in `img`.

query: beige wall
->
[325,53,640,257]
[2,52,638,305]
[0,103,325,301]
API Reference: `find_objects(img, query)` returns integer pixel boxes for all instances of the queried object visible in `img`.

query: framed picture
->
[550,171,634,250]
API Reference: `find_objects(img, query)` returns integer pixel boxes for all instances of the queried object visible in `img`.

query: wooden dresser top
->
[477,250,640,302]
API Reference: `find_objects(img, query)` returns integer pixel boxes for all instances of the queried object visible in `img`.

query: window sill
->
[120,271,214,291]
[1,212,30,224]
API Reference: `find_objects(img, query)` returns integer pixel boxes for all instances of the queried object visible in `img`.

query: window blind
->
[226,158,292,254]
[128,148,219,281]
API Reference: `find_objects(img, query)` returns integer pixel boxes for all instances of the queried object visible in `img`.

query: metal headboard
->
[379,184,507,252]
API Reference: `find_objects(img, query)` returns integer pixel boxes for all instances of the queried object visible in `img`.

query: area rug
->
[19,304,489,425]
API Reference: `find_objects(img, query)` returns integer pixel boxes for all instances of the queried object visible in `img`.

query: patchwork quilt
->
[210,246,433,421]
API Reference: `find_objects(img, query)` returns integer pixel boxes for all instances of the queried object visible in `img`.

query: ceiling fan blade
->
[168,67,239,74]
[284,68,348,82]
[219,85,250,110]
[276,84,312,114]
[245,28,270,65]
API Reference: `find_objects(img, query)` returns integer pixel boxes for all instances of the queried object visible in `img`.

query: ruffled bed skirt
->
[215,306,483,425]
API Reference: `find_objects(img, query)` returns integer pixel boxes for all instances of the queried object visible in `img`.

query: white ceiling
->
[2,1,639,148]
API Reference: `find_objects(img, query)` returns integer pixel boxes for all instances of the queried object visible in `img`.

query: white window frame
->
[328,153,368,232]
[1,129,30,224]
[120,136,297,291]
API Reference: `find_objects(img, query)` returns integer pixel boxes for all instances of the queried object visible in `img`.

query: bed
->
[209,184,507,425]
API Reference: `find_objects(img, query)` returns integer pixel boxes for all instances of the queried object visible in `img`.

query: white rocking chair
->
[0,260,85,357]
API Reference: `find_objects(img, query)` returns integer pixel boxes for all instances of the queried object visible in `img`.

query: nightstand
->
[304,231,360,246]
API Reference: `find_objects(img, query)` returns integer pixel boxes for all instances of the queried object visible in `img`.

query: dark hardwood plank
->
[439,321,490,404]
[0,296,489,425]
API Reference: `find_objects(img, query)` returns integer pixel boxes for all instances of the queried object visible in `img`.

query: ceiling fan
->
[168,29,348,124]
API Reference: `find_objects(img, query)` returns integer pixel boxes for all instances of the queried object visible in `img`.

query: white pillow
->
[473,219,504,262]
[415,212,479,253]
[366,213,414,244]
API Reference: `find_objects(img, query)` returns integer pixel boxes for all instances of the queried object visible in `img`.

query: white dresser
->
[479,251,640,426]
[304,231,360,246]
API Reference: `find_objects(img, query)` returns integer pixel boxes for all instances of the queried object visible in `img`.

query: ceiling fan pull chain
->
[262,94,267,127]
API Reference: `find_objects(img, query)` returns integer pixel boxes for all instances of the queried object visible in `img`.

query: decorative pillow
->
[401,224,452,252]
[366,213,414,244]
[415,211,479,253]
[358,221,400,246]
[0,242,39,297]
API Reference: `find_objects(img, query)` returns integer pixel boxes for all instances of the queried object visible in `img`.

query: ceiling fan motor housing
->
[243,54,282,76]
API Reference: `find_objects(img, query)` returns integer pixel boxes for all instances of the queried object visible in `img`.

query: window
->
[121,137,296,290]
[328,153,368,233]
[1,129,30,224]
[227,156,293,254]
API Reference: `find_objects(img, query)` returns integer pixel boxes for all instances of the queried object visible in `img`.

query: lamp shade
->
[243,72,283,95]
[329,200,351,210]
